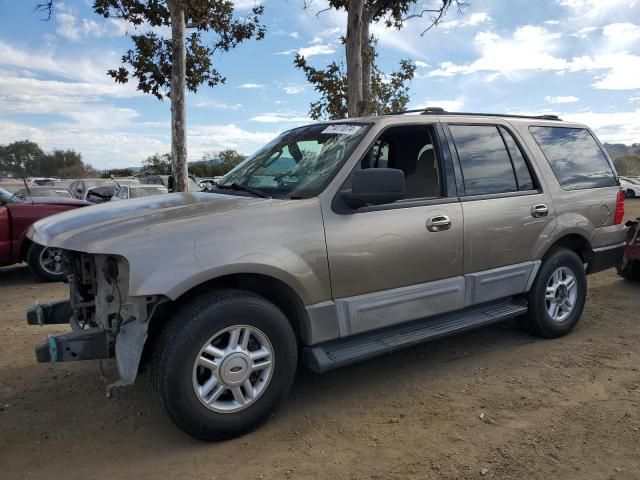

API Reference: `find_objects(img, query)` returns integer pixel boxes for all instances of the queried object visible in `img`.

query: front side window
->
[450,125,517,196]
[529,126,616,190]
[217,123,370,198]
[361,125,441,200]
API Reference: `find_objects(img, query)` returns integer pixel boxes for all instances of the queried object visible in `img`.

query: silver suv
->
[27,109,627,440]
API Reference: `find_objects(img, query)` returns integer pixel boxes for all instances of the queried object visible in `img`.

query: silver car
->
[26,109,626,440]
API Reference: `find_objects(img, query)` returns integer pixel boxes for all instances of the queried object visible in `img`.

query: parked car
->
[68,179,112,200]
[617,218,640,280]
[139,174,201,192]
[112,184,169,200]
[15,186,73,198]
[26,109,626,440]
[84,185,117,204]
[1,190,89,281]
[620,177,640,198]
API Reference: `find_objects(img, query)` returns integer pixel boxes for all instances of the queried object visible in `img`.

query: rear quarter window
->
[529,126,616,190]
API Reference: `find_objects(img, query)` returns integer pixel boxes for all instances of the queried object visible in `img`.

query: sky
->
[0,0,639,169]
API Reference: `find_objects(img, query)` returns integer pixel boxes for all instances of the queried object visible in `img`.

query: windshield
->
[16,187,71,198]
[84,179,112,188]
[0,186,13,203]
[217,123,370,198]
[131,186,168,198]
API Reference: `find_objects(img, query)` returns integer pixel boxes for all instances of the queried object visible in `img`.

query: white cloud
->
[274,49,296,55]
[238,83,265,89]
[415,60,429,68]
[282,86,305,94]
[441,12,491,29]
[562,109,640,144]
[545,95,580,103]
[273,29,300,39]
[411,97,466,112]
[249,112,311,124]
[298,44,336,57]
[602,22,640,49]
[194,100,243,110]
[426,25,640,90]
[233,0,264,11]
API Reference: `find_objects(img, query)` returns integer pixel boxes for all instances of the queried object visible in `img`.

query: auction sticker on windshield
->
[321,125,362,135]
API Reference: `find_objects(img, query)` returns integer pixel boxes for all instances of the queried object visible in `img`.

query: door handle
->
[426,215,451,232]
[531,204,549,218]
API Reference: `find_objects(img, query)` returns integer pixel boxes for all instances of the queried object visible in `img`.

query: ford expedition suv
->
[26,109,626,440]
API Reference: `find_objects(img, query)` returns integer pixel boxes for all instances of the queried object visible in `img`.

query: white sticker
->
[321,124,362,135]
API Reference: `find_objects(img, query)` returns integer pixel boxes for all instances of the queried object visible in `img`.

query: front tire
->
[26,243,66,282]
[626,189,636,199]
[524,248,587,338]
[617,260,640,281]
[151,290,298,441]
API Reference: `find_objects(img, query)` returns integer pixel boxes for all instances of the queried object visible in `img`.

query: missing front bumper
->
[34,328,112,363]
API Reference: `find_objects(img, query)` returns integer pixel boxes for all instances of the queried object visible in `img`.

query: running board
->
[303,297,528,373]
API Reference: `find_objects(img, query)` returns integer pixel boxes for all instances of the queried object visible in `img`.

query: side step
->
[303,297,528,373]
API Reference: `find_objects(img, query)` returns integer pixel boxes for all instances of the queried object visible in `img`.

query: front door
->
[323,123,465,336]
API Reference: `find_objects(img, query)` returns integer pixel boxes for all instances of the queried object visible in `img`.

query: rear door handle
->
[531,204,549,218]
[426,215,451,232]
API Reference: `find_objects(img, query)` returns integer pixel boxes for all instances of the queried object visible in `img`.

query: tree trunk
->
[167,0,188,192]
[346,0,364,118]
[361,7,372,116]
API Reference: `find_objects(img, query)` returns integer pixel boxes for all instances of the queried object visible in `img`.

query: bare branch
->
[401,0,468,35]
[34,1,54,21]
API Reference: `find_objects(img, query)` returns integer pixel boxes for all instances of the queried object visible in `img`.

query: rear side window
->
[529,126,616,190]
[450,125,517,195]
[498,126,535,190]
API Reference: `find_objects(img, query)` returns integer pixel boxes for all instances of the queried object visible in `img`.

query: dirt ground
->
[1,202,639,480]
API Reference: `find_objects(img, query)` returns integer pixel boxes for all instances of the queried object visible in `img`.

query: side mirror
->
[341,168,405,209]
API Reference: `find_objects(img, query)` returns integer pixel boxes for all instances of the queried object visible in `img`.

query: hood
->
[28,191,275,251]
[10,197,89,207]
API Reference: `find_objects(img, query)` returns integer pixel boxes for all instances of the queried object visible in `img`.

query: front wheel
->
[626,189,636,199]
[26,243,66,282]
[151,290,298,441]
[523,248,587,338]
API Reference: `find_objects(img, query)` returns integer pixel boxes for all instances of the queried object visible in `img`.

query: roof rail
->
[382,107,562,121]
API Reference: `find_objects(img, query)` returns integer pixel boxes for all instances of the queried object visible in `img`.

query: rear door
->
[443,121,556,306]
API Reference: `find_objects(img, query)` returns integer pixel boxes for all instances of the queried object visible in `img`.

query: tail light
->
[614,190,625,225]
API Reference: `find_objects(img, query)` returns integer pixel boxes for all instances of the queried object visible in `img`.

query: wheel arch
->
[541,233,592,264]
[141,273,312,369]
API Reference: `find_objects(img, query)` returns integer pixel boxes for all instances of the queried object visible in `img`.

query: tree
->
[295,44,416,120]
[302,0,464,117]
[614,154,640,176]
[141,152,172,175]
[195,148,245,176]
[37,1,266,191]
[0,141,46,177]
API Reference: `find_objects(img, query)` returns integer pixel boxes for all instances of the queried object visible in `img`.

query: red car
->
[0,187,89,281]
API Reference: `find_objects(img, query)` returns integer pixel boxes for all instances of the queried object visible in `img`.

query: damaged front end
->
[27,251,166,389]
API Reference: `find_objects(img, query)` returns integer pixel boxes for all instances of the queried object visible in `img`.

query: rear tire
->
[626,189,636,199]
[151,289,297,441]
[523,248,587,338]
[26,243,65,282]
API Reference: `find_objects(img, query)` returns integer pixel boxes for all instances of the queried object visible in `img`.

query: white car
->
[112,184,169,200]
[620,177,640,198]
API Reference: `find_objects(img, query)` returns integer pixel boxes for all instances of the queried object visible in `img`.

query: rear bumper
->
[588,243,625,274]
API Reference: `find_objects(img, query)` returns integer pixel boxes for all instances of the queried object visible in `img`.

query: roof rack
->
[383,107,562,121]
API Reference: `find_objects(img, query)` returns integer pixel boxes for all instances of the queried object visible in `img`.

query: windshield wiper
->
[216,183,271,199]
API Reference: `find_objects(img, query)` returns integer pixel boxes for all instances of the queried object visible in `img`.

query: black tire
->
[523,248,587,338]
[26,243,65,282]
[617,260,640,281]
[151,289,298,441]
[626,189,636,199]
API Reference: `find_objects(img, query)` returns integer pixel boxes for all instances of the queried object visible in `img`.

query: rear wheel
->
[626,189,636,199]
[26,243,65,282]
[523,248,587,338]
[151,290,297,441]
